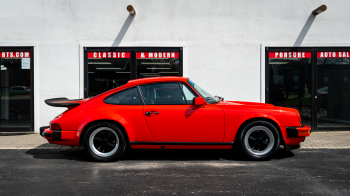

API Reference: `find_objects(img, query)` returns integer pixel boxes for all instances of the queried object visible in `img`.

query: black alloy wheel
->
[84,122,126,162]
[238,121,280,160]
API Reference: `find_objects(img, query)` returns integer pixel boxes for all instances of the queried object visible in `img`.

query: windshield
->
[187,79,220,104]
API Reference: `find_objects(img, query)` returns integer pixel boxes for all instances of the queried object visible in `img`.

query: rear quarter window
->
[104,87,142,105]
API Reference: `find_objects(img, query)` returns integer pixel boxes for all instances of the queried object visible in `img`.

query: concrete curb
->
[1,131,350,150]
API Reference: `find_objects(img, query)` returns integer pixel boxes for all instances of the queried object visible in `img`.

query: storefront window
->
[0,49,32,130]
[136,52,180,78]
[85,48,182,97]
[268,51,312,127]
[87,51,131,97]
[317,51,350,127]
[267,48,350,130]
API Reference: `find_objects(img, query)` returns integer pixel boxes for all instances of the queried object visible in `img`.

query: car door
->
[140,82,225,142]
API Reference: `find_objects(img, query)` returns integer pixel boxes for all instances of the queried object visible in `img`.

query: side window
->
[179,83,198,104]
[104,88,142,105]
[140,83,186,105]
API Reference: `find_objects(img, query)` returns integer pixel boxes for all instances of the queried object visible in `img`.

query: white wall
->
[1,0,349,132]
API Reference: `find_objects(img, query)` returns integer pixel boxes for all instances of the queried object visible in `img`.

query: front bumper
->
[282,124,311,146]
[286,124,311,138]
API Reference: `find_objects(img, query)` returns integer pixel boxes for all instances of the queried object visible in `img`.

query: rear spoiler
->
[45,97,84,107]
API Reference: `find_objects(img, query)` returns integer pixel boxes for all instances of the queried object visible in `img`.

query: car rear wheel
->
[84,122,126,162]
[238,121,280,160]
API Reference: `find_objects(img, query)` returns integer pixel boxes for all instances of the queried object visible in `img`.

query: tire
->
[238,121,280,160]
[83,122,126,162]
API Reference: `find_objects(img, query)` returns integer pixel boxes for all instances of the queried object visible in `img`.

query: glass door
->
[0,48,33,130]
[267,48,314,128]
[316,48,350,128]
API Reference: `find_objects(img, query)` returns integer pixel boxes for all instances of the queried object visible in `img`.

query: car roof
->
[126,76,188,86]
[87,77,189,101]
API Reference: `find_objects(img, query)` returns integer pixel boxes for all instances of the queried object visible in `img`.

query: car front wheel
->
[238,121,280,160]
[84,122,126,162]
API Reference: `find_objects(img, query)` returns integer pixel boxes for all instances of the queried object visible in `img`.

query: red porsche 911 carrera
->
[41,77,311,161]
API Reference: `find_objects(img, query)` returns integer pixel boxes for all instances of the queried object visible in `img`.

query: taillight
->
[50,123,61,130]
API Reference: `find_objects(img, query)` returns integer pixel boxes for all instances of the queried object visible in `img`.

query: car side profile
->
[41,77,311,161]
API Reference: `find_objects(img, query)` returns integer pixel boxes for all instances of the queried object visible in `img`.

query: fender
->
[76,105,155,142]
[222,107,287,142]
[238,113,281,127]
[226,113,282,142]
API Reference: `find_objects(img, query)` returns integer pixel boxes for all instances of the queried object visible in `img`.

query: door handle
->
[145,111,159,115]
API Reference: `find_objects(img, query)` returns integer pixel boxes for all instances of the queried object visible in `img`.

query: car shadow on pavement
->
[25,144,92,162]
[25,144,294,162]
[120,148,294,162]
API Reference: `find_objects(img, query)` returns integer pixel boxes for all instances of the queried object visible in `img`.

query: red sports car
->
[41,77,311,161]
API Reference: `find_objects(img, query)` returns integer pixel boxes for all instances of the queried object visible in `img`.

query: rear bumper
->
[40,126,49,136]
[40,126,80,146]
[40,126,61,140]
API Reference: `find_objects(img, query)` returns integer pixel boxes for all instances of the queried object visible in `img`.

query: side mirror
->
[194,97,205,105]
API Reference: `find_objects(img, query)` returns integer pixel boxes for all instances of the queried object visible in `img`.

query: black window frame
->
[0,47,34,132]
[266,47,350,131]
[84,47,183,98]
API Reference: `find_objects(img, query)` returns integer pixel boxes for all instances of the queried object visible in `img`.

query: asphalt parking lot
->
[0,132,350,195]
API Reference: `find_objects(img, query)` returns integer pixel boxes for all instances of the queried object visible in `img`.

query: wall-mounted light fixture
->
[127,5,136,15]
[312,5,327,15]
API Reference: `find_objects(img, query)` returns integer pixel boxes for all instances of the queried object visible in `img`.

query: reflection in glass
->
[140,83,186,105]
[104,88,142,105]
[0,57,31,128]
[317,57,350,127]
[88,58,130,97]
[268,57,312,127]
[137,52,180,78]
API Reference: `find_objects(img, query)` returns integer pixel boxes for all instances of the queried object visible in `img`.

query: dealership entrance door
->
[0,48,33,131]
[266,47,350,131]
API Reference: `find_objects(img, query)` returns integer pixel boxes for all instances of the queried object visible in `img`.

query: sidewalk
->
[0,133,74,150]
[1,131,350,149]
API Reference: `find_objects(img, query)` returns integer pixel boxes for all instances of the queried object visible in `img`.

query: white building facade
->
[0,0,349,132]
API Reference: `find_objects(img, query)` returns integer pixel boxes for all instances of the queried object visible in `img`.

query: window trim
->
[178,83,188,104]
[137,86,146,105]
[103,87,143,105]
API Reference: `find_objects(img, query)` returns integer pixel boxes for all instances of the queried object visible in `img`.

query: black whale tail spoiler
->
[45,97,84,107]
